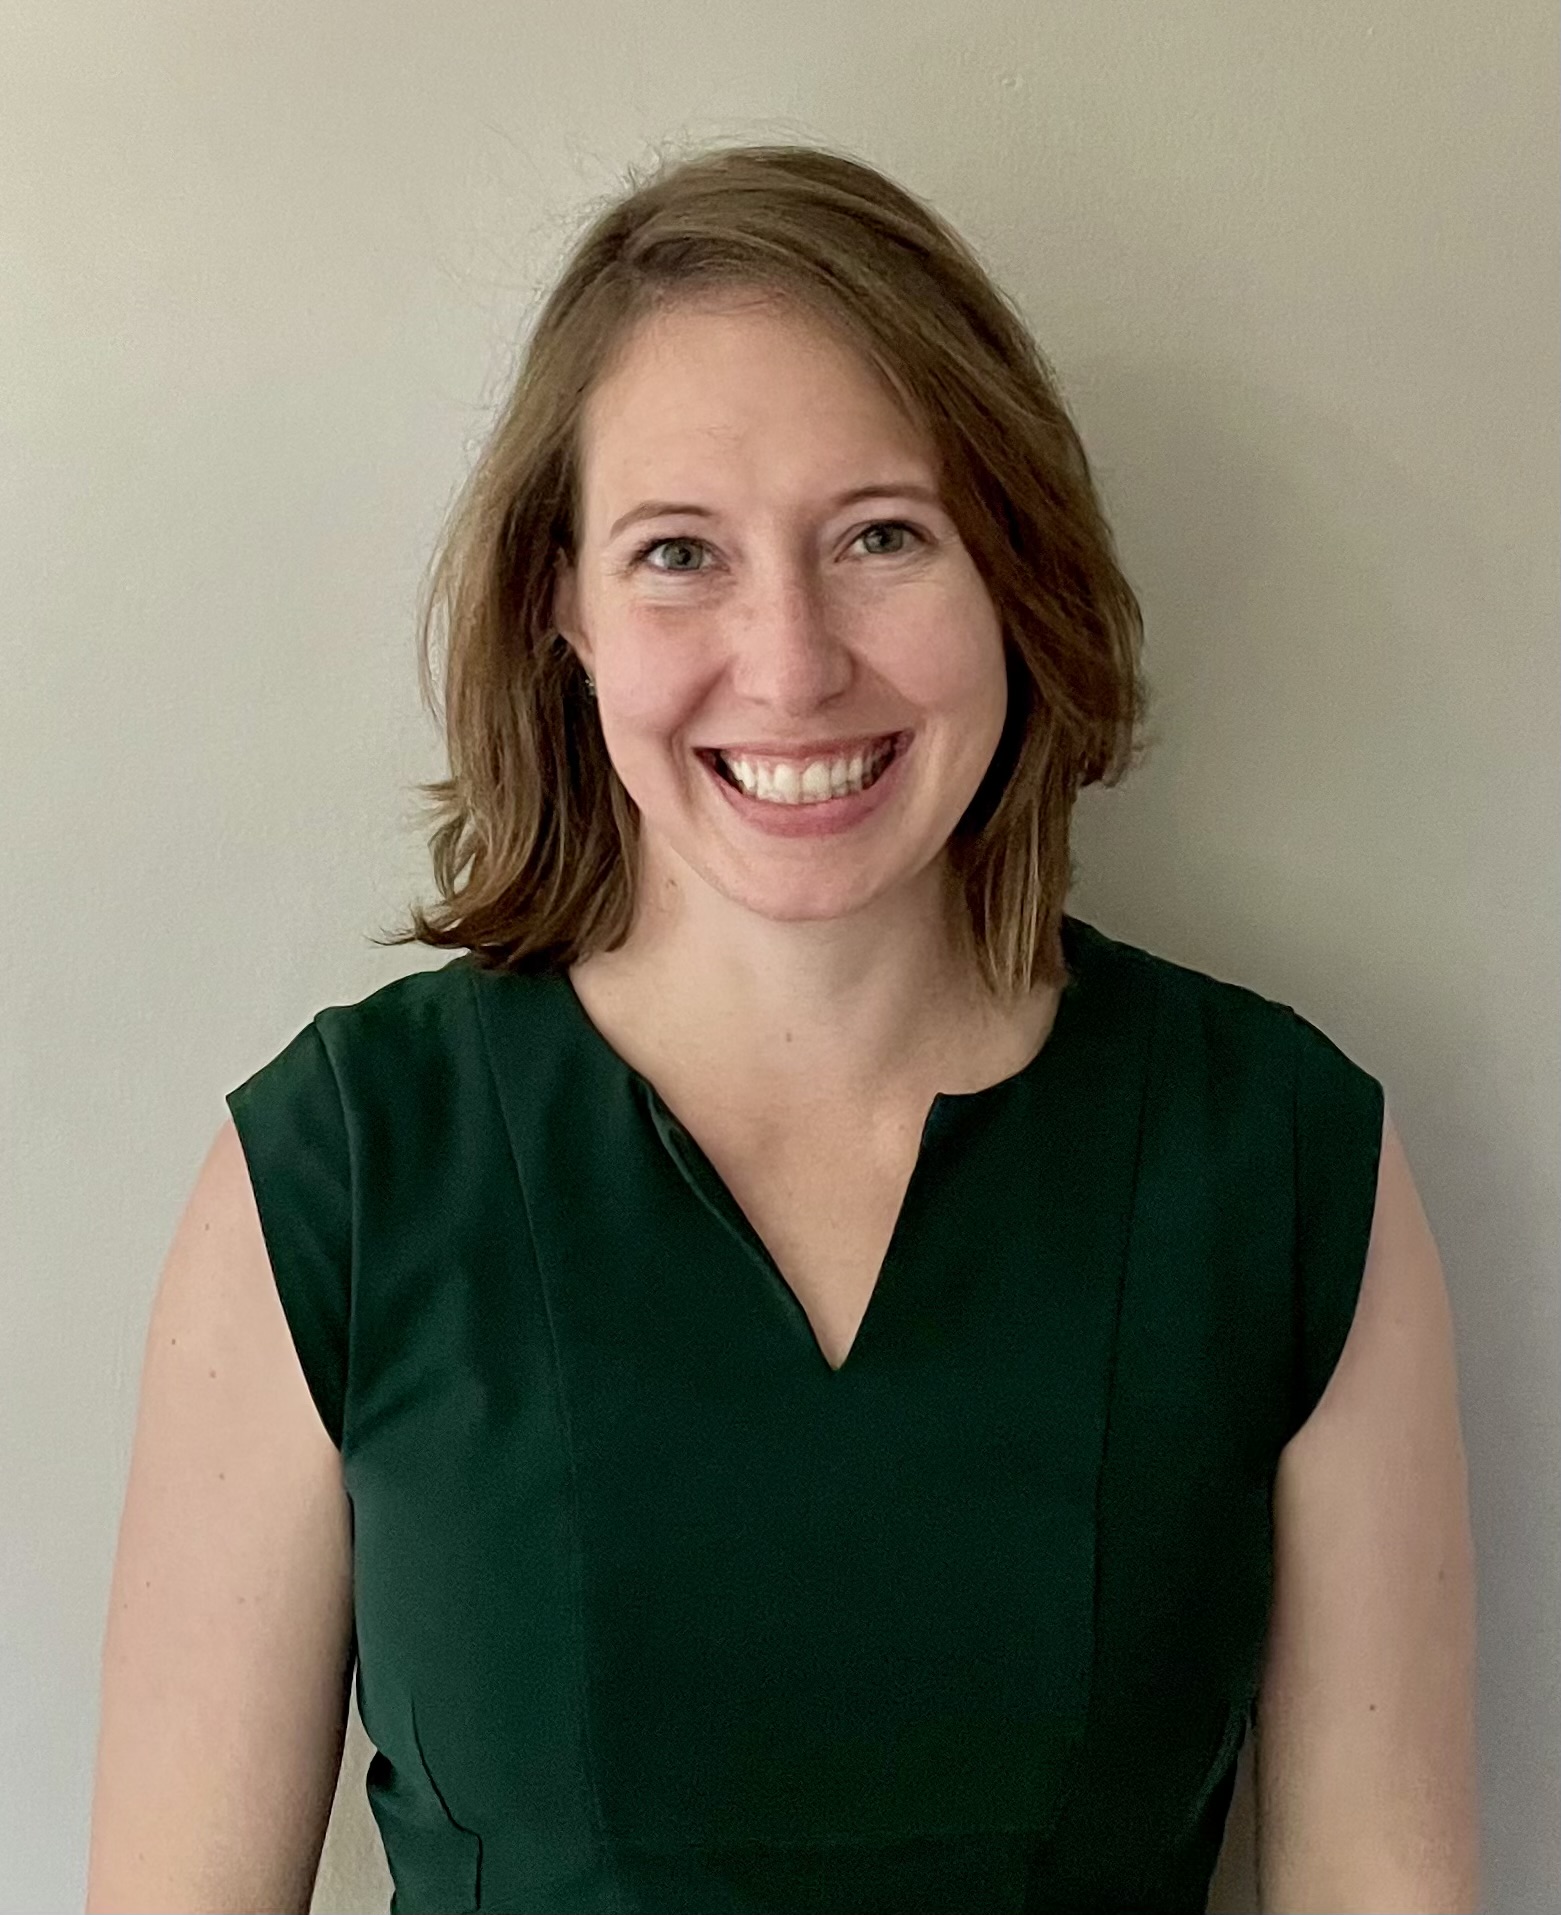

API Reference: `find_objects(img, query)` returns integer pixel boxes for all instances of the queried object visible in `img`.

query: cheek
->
[597,685,711,794]
[890,574,1003,680]
[891,622,1006,717]
[598,635,708,731]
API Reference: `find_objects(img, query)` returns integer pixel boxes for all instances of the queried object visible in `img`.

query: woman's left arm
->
[1253,1107,1483,1913]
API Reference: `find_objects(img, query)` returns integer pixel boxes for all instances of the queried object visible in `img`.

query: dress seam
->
[1039,945,1166,1850]
[462,965,627,1915]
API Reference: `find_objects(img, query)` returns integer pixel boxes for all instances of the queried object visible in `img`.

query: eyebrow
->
[606,481,947,544]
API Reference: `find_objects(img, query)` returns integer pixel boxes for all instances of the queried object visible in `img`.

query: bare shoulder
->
[1254,1107,1482,1911]
[86,1117,354,1914]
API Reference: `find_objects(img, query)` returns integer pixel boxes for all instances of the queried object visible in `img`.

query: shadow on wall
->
[1205,1730,1259,1914]
[309,1690,393,1915]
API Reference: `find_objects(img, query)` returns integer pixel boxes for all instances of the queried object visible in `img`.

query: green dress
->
[225,913,1384,1914]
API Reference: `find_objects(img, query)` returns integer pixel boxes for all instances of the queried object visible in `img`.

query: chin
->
[700,845,932,922]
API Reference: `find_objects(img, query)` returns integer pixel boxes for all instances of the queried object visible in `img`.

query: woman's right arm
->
[86,1118,356,1915]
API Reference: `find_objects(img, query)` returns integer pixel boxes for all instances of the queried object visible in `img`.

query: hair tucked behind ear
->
[372,136,1156,1000]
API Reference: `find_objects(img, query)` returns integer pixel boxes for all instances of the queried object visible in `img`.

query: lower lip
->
[697,733,911,838]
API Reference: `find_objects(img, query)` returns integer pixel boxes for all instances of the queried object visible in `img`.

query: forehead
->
[577,297,935,507]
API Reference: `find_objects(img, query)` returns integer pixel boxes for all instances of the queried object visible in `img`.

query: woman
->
[87,142,1480,1913]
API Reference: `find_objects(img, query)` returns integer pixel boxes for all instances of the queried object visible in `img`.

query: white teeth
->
[718,739,897,805]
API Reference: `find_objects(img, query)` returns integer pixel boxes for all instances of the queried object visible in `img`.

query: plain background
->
[2,3,1556,1909]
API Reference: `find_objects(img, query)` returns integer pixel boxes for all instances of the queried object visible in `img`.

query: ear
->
[549,557,593,676]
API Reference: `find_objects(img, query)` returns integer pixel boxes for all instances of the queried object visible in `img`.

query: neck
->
[569,858,1041,1119]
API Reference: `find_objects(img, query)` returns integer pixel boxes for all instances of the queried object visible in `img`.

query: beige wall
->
[2,3,1555,1909]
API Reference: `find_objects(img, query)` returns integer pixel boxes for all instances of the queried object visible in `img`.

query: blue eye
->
[633,535,705,573]
[630,521,925,574]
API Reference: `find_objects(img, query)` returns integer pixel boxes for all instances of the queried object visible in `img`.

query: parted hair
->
[373,138,1154,1000]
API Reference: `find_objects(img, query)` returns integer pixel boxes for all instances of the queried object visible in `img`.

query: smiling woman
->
[88,138,1478,1915]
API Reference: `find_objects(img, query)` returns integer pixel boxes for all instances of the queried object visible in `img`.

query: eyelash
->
[627,520,927,575]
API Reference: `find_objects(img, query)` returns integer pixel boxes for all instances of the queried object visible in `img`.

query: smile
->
[704,733,903,805]
[694,731,912,837]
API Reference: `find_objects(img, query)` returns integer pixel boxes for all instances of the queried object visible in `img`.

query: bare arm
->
[86,1118,355,1914]
[1254,1107,1482,1911]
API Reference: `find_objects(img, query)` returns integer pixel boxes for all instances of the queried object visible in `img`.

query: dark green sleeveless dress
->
[225,913,1384,1914]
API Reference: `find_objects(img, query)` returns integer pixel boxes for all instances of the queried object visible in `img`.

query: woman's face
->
[552,293,1009,931]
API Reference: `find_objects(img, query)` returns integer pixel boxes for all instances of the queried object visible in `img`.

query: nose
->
[725,572,858,707]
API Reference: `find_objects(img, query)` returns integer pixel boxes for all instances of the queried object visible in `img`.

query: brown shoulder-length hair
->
[373,138,1154,1001]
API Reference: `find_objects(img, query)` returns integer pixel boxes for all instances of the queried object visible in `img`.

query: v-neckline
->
[546,914,1100,1378]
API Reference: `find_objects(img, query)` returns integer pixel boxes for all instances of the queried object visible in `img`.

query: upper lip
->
[698,730,905,759]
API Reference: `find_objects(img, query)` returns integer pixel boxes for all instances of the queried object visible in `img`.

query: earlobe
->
[549,562,592,675]
[549,552,574,628]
